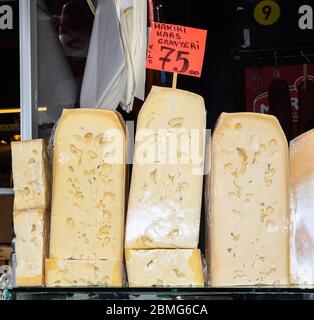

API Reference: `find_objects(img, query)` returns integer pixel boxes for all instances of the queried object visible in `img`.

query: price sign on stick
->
[146,22,207,78]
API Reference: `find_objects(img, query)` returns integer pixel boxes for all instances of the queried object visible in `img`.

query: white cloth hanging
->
[80,0,126,109]
[80,0,147,112]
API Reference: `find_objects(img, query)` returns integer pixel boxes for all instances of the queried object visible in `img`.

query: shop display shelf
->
[10,287,314,300]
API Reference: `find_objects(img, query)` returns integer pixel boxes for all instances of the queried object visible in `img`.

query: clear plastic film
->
[47,118,60,166]
[290,129,314,287]
[203,134,211,287]
[125,86,207,250]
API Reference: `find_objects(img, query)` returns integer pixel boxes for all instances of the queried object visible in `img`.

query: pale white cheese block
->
[49,109,126,260]
[14,209,48,286]
[210,113,290,286]
[290,129,314,285]
[45,259,123,287]
[125,249,204,287]
[11,139,51,211]
[125,86,206,249]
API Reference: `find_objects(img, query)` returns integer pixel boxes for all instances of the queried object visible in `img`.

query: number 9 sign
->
[254,0,281,26]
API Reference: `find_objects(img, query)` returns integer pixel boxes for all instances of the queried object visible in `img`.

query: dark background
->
[159,0,314,128]
[2,0,314,127]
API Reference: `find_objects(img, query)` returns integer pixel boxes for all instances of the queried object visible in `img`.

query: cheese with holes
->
[210,113,290,286]
[290,129,314,285]
[11,139,51,211]
[125,249,204,287]
[125,86,206,249]
[14,209,48,286]
[49,109,126,260]
[45,259,123,287]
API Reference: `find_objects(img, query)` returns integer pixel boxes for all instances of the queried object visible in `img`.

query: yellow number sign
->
[254,0,281,26]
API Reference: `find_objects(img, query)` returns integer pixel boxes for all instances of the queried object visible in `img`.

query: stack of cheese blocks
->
[124,86,206,287]
[11,90,314,288]
[11,139,51,286]
[45,109,126,287]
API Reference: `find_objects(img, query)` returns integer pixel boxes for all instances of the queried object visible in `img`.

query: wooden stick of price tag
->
[172,73,178,89]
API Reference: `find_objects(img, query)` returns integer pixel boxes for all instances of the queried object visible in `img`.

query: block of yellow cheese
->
[45,259,123,287]
[11,139,51,211]
[210,113,290,286]
[49,109,126,260]
[290,129,314,285]
[13,209,48,287]
[125,249,204,287]
[125,86,206,249]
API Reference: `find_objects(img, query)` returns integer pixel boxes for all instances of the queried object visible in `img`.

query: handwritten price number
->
[254,0,280,26]
[159,46,200,76]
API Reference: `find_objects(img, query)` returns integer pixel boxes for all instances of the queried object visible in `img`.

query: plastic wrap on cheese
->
[125,86,206,249]
[290,129,314,286]
[11,139,51,211]
[125,249,205,287]
[204,136,211,286]
[210,113,290,287]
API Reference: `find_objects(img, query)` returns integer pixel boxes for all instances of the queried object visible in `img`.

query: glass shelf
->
[10,287,314,300]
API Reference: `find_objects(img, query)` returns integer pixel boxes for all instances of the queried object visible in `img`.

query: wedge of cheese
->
[49,109,126,260]
[125,249,204,287]
[11,139,51,211]
[13,209,48,286]
[290,129,314,285]
[125,86,206,249]
[210,113,290,286]
[45,259,123,287]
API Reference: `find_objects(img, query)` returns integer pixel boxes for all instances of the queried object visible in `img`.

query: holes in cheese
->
[125,86,206,249]
[45,259,123,287]
[13,209,48,287]
[210,112,289,286]
[49,109,126,261]
[11,139,51,211]
[125,249,204,287]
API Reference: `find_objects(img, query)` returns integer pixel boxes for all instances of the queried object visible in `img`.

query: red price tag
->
[146,22,207,77]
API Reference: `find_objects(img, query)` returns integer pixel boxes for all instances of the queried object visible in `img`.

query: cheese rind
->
[125,249,204,287]
[11,139,51,211]
[14,209,48,287]
[210,113,290,286]
[125,86,206,249]
[49,109,126,260]
[45,259,123,287]
[290,129,314,285]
